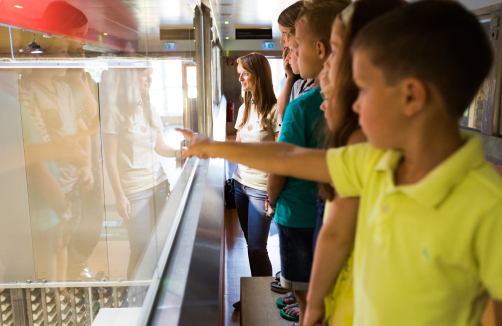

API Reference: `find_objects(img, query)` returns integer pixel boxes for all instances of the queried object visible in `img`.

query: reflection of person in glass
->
[0,66,85,282]
[22,37,94,281]
[102,67,179,279]
[41,0,104,280]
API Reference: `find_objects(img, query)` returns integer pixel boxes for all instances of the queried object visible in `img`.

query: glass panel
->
[460,18,491,130]
[0,0,199,323]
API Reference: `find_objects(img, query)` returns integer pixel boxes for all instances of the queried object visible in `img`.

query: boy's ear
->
[401,78,427,117]
[316,41,327,60]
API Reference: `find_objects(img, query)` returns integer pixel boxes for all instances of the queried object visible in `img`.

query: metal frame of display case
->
[467,4,502,165]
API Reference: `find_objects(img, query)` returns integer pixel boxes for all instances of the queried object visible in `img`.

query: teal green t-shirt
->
[275,87,324,228]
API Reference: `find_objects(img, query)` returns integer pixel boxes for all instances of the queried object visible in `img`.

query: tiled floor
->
[222,206,281,326]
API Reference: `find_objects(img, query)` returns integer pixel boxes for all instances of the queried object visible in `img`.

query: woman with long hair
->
[232,53,281,308]
[102,66,180,279]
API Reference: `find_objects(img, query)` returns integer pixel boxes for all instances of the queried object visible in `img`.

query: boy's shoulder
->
[288,87,322,111]
[465,161,502,205]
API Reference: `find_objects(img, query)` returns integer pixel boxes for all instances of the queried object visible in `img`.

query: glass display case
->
[0,1,222,325]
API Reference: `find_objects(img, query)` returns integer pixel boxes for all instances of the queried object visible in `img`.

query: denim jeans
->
[125,181,167,279]
[277,224,315,291]
[234,180,273,277]
[312,197,326,253]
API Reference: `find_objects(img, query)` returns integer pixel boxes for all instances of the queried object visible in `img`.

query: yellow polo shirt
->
[326,134,502,326]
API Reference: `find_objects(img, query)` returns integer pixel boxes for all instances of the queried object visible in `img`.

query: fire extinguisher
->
[226,101,234,122]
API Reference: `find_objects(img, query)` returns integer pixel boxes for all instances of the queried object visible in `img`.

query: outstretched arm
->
[178,128,331,183]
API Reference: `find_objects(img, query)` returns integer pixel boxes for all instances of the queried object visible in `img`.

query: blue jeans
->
[125,181,167,279]
[278,224,314,291]
[312,197,326,253]
[234,180,273,277]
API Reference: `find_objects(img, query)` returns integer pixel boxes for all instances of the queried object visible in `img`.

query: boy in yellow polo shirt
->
[179,1,502,324]
[322,2,502,325]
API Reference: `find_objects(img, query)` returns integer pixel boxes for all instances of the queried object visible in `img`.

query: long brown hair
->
[108,67,157,131]
[237,53,277,129]
[278,1,305,29]
[319,0,407,201]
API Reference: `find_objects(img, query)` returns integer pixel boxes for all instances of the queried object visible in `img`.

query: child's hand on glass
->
[176,128,213,159]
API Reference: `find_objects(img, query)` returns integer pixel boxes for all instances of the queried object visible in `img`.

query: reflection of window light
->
[187,66,197,99]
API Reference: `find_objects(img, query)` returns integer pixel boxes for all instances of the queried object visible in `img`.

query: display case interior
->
[0,0,209,325]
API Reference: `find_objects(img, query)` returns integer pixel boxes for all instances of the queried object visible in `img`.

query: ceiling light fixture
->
[103,33,108,35]
[14,5,23,8]
[28,34,45,53]
[224,21,229,24]
[225,37,229,39]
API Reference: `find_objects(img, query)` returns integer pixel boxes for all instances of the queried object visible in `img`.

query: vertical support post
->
[40,289,48,326]
[87,287,94,324]
[70,287,77,326]
[182,62,191,132]
[11,288,27,326]
[194,6,206,135]
[54,288,61,326]
[113,287,118,308]
[203,4,213,138]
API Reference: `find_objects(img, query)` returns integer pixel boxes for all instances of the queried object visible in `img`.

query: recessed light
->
[224,21,230,24]
[103,33,108,35]
[225,37,229,39]
[14,5,23,8]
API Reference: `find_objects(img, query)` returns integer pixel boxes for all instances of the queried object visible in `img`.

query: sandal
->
[270,271,289,294]
[276,292,296,309]
[280,303,300,322]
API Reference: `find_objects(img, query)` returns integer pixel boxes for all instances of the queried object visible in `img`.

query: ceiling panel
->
[210,0,297,41]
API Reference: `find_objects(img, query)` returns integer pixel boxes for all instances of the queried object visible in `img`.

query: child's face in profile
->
[295,19,324,79]
[278,24,291,47]
[288,37,300,75]
[352,50,405,149]
[320,75,335,131]
[326,17,344,83]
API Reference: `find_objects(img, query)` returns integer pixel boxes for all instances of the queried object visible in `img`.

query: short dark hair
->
[352,0,493,118]
[296,0,350,54]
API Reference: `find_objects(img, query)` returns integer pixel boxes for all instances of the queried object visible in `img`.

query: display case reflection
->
[0,33,189,285]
